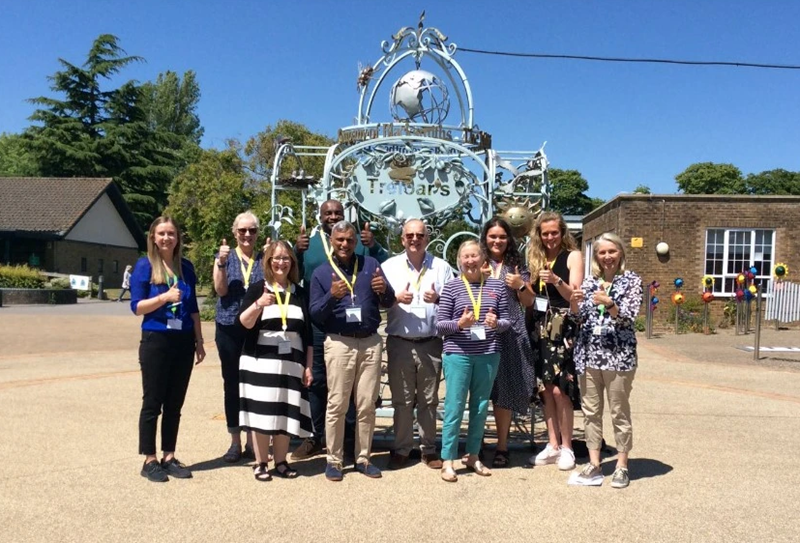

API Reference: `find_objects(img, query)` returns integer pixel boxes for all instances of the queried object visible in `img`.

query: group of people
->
[129,202,643,489]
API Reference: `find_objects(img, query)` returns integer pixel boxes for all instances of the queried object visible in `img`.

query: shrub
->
[0,265,46,289]
[199,296,217,322]
[634,316,646,332]
[666,294,715,334]
[44,278,72,290]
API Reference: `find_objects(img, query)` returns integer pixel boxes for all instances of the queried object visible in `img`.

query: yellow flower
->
[773,263,789,278]
[701,275,714,289]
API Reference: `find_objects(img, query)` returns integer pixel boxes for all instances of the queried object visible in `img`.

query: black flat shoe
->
[274,461,299,479]
[222,443,242,463]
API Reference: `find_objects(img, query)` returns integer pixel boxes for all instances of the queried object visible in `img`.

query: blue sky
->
[1,1,798,200]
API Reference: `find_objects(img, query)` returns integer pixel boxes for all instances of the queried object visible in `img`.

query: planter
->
[0,288,78,305]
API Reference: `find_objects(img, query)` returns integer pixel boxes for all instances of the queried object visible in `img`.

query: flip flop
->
[465,460,492,477]
[440,466,458,482]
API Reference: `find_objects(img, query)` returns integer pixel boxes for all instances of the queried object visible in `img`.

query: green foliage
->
[745,168,800,195]
[632,184,651,194]
[23,34,202,230]
[548,168,596,215]
[199,296,217,322]
[675,162,745,194]
[0,265,46,289]
[634,316,646,332]
[717,299,737,329]
[666,295,714,334]
[44,278,72,290]
[0,133,39,176]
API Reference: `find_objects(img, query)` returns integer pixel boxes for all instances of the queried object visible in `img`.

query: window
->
[80,257,87,273]
[98,258,104,273]
[704,229,774,295]
[113,260,119,274]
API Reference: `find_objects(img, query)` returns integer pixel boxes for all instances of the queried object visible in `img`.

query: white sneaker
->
[530,444,561,466]
[557,447,576,471]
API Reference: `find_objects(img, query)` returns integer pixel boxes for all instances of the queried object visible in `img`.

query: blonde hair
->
[527,211,578,276]
[146,216,184,285]
[262,240,300,285]
[591,233,627,278]
[232,210,260,233]
[456,239,485,272]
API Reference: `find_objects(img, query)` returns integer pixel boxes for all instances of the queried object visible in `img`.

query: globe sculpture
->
[389,69,450,124]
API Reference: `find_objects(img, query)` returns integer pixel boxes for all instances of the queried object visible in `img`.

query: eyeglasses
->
[237,228,258,235]
[271,256,292,263]
[404,233,425,240]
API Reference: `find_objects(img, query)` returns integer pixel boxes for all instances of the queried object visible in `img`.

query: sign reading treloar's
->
[267,13,550,258]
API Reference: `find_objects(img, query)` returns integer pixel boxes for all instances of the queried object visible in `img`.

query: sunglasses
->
[237,227,258,235]
[404,233,425,240]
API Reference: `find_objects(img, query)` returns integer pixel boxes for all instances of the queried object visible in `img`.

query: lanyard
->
[407,255,429,293]
[461,274,483,317]
[330,256,359,303]
[490,259,503,280]
[273,283,292,331]
[320,232,334,257]
[539,258,557,291]
[598,280,613,318]
[236,247,255,289]
[166,272,178,316]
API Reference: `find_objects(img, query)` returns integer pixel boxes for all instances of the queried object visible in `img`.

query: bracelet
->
[254,301,263,310]
[216,261,226,269]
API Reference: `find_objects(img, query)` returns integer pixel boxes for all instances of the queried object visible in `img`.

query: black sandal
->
[274,460,299,479]
[253,462,272,482]
[492,450,510,468]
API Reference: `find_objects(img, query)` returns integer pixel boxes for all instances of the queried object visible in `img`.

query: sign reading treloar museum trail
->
[267,14,550,258]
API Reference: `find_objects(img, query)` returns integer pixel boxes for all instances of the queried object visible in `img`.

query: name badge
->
[535,296,549,312]
[166,318,183,331]
[345,306,363,323]
[470,324,486,341]
[409,305,427,318]
[277,339,292,355]
[593,325,611,336]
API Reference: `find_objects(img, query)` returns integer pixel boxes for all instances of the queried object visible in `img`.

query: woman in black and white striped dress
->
[238,241,313,481]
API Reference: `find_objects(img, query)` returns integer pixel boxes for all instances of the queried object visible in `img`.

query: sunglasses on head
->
[237,227,258,235]
[405,233,425,240]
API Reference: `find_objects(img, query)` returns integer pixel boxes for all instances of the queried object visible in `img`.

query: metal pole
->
[735,301,741,335]
[703,303,709,335]
[645,294,652,339]
[753,285,763,361]
[675,305,680,335]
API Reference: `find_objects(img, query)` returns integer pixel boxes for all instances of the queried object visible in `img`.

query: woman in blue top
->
[213,211,265,463]
[130,216,205,483]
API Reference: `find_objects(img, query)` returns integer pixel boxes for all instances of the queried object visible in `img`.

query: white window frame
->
[704,228,775,296]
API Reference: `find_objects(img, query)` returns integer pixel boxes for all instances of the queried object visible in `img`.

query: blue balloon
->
[674,278,684,288]
[744,289,754,301]
[651,296,659,304]
[749,266,758,275]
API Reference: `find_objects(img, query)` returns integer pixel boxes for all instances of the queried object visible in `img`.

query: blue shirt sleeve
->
[129,257,152,315]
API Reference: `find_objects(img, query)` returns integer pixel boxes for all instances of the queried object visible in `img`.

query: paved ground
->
[1,299,799,542]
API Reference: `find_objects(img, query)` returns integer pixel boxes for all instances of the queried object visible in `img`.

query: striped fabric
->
[238,283,313,437]
[436,277,511,355]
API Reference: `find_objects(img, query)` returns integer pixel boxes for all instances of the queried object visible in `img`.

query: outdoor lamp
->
[656,242,670,256]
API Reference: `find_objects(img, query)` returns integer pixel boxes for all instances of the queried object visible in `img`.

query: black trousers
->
[138,331,195,455]
[215,323,246,432]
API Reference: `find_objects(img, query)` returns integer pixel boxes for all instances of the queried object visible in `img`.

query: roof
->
[0,177,146,249]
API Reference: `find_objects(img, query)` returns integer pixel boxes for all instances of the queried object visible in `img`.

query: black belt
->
[333,331,375,339]
[389,335,437,343]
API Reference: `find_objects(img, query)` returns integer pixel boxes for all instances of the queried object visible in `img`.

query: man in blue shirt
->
[292,200,389,461]
[310,220,395,480]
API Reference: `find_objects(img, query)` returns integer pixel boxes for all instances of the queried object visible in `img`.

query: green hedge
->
[0,265,46,289]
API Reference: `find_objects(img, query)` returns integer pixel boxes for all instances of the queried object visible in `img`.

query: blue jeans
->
[440,352,500,461]
[309,325,355,445]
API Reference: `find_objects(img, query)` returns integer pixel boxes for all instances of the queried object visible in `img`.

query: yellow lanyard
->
[490,259,504,279]
[273,283,292,331]
[538,258,557,291]
[320,232,334,257]
[461,274,483,317]
[331,256,359,302]
[236,247,255,289]
[407,256,429,293]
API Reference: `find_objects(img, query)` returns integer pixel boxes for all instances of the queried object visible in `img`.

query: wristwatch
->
[607,299,616,309]
[518,282,527,292]
[216,260,226,269]
[556,278,564,287]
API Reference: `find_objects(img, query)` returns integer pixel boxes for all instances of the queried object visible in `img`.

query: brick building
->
[0,178,146,288]
[582,194,800,326]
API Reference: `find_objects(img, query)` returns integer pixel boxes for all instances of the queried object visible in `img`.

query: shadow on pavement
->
[602,457,673,480]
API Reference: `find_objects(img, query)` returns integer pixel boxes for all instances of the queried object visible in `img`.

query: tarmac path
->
[1,300,798,542]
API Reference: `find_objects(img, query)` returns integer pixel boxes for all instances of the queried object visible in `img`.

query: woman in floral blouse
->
[570,233,642,489]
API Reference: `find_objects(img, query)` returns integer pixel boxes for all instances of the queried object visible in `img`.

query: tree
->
[547,168,596,215]
[675,162,745,194]
[745,168,800,195]
[632,184,651,194]
[0,133,39,176]
[140,70,204,145]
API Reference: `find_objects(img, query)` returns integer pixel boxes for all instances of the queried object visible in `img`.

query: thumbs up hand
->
[163,281,182,304]
[330,273,348,299]
[458,306,476,330]
[505,265,524,290]
[397,282,414,305]
[296,225,309,253]
[371,266,386,294]
[218,238,230,265]
[422,282,438,304]
[361,221,375,248]
[485,306,498,329]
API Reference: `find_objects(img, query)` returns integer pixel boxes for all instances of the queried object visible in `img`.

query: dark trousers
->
[309,325,356,445]
[215,323,246,432]
[138,331,195,455]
